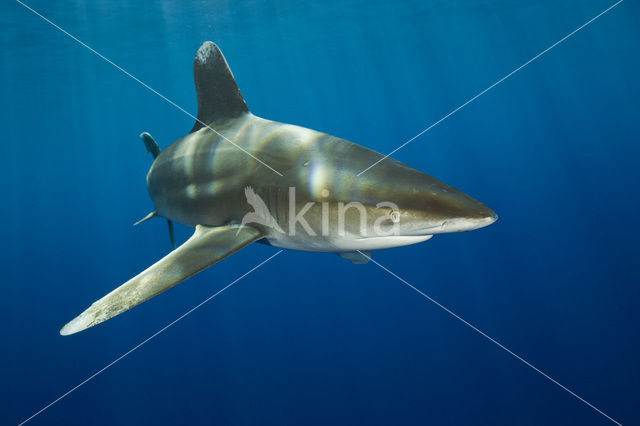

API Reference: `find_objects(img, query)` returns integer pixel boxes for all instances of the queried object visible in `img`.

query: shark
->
[60,42,498,335]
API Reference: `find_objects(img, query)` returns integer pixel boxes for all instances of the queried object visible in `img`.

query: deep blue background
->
[1,0,638,425]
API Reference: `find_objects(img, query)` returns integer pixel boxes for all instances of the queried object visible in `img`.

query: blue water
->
[2,0,639,424]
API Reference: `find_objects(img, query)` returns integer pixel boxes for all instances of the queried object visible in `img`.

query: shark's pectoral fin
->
[60,224,265,336]
[337,251,371,264]
[134,211,156,226]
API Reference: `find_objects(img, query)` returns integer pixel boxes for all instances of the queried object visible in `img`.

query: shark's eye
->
[390,210,401,223]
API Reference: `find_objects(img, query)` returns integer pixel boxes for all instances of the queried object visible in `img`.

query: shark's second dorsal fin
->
[191,42,249,132]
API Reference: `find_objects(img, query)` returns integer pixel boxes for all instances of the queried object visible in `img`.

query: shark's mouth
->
[439,216,498,233]
[353,234,435,250]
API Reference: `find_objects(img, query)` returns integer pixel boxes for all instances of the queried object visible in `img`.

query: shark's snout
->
[440,213,498,233]
[393,176,498,235]
[430,192,498,233]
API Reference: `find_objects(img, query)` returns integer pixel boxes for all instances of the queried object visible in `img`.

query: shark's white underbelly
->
[263,233,434,252]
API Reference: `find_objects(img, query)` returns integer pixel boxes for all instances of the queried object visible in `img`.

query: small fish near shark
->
[60,42,497,335]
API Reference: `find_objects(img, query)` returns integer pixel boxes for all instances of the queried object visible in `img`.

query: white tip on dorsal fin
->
[191,41,249,133]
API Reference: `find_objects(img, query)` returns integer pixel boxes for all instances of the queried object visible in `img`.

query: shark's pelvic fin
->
[167,219,176,249]
[140,132,161,159]
[60,224,265,335]
[190,41,249,133]
[135,211,175,251]
[337,251,371,264]
[138,132,175,247]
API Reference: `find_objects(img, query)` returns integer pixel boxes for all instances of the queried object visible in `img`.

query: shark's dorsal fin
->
[191,42,249,132]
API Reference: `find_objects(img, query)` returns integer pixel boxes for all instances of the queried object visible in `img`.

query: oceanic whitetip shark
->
[60,42,497,335]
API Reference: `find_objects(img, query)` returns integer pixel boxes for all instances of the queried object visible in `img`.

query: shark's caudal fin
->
[60,224,265,335]
[190,42,249,133]
[140,132,161,159]
[138,132,176,248]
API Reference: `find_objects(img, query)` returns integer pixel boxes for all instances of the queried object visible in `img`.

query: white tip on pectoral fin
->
[60,309,97,336]
[60,224,265,336]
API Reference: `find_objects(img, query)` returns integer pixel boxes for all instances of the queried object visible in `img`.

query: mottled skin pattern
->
[60,41,497,335]
[148,113,497,252]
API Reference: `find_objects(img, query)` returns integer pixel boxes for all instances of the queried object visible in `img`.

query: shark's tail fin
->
[190,42,249,133]
[140,132,161,159]
[138,132,175,248]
